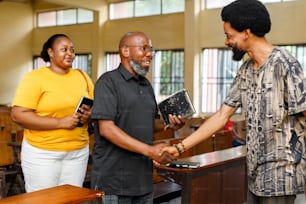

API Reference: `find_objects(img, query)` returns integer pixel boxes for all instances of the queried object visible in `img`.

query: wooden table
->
[0,184,104,204]
[156,146,247,204]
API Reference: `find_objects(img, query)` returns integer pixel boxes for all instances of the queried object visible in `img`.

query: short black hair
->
[40,34,70,62]
[221,0,271,37]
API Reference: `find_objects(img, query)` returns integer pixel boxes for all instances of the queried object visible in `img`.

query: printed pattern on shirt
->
[224,47,306,196]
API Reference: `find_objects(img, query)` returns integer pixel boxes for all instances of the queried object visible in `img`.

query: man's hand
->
[149,143,176,165]
[160,145,180,157]
[168,114,185,130]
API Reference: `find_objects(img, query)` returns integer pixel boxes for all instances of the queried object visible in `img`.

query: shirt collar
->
[118,63,149,86]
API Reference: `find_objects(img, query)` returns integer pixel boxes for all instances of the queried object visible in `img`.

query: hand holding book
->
[166,114,185,130]
[158,89,195,128]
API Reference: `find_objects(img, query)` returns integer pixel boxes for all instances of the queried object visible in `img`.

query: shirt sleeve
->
[91,73,118,121]
[223,67,243,109]
[285,60,306,115]
[12,71,42,109]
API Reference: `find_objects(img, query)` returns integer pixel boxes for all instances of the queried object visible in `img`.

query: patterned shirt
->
[224,47,306,196]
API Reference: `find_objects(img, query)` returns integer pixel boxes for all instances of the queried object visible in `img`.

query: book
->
[75,96,94,127]
[158,89,195,127]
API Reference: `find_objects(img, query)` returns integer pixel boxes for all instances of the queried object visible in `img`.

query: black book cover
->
[158,89,195,127]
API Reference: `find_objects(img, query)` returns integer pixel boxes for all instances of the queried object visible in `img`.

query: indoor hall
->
[0,0,305,203]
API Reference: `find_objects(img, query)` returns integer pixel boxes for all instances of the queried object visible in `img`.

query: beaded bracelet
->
[179,142,186,152]
[173,144,182,156]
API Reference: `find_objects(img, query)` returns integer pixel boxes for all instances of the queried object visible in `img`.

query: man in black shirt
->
[91,32,184,204]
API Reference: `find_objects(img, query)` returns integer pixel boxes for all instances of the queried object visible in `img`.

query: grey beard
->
[129,60,148,77]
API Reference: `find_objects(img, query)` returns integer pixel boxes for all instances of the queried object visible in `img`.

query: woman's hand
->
[58,113,80,129]
[77,104,92,125]
[11,106,80,130]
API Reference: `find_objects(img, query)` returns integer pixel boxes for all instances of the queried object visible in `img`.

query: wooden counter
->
[0,184,104,204]
[156,146,247,204]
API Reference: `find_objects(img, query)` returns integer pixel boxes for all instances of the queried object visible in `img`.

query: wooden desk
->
[156,146,247,204]
[0,184,104,204]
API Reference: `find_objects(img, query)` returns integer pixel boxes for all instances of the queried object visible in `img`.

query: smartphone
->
[75,96,93,127]
[167,160,200,169]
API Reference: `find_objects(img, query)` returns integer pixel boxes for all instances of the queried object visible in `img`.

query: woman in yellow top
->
[11,34,94,192]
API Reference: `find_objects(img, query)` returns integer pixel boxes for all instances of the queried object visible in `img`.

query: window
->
[37,11,56,27]
[37,8,93,27]
[153,50,185,102]
[109,1,133,19]
[201,48,242,113]
[162,0,185,14]
[135,0,160,17]
[109,0,184,20]
[33,54,92,77]
[200,45,306,114]
[105,52,120,71]
[77,9,95,23]
[57,9,77,26]
[280,45,306,75]
[105,50,185,103]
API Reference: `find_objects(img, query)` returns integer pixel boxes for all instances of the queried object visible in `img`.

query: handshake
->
[151,142,186,165]
[151,114,186,165]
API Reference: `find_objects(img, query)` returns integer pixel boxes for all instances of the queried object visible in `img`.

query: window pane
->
[77,9,93,23]
[201,48,242,113]
[281,45,306,76]
[204,0,292,9]
[33,57,47,69]
[162,0,184,14]
[296,46,306,76]
[260,0,279,3]
[205,0,234,9]
[135,0,161,17]
[105,52,120,71]
[73,54,92,77]
[37,11,56,27]
[153,50,184,102]
[33,54,92,77]
[57,9,77,25]
[109,1,133,19]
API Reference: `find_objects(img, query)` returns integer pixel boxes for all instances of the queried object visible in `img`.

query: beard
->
[232,47,246,61]
[129,59,149,77]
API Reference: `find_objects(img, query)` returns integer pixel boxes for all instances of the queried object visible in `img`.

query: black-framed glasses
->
[127,45,155,53]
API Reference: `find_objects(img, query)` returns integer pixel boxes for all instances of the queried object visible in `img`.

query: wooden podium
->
[156,146,247,204]
[0,184,104,204]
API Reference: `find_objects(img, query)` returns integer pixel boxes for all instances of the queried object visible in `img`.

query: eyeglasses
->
[126,45,155,54]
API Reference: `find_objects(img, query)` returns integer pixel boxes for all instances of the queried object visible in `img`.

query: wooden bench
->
[0,105,25,197]
[0,168,6,199]
[0,184,104,204]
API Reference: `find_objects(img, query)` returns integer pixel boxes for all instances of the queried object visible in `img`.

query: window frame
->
[200,48,242,114]
[37,8,94,28]
[33,53,93,78]
[109,0,184,20]
[203,0,297,10]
